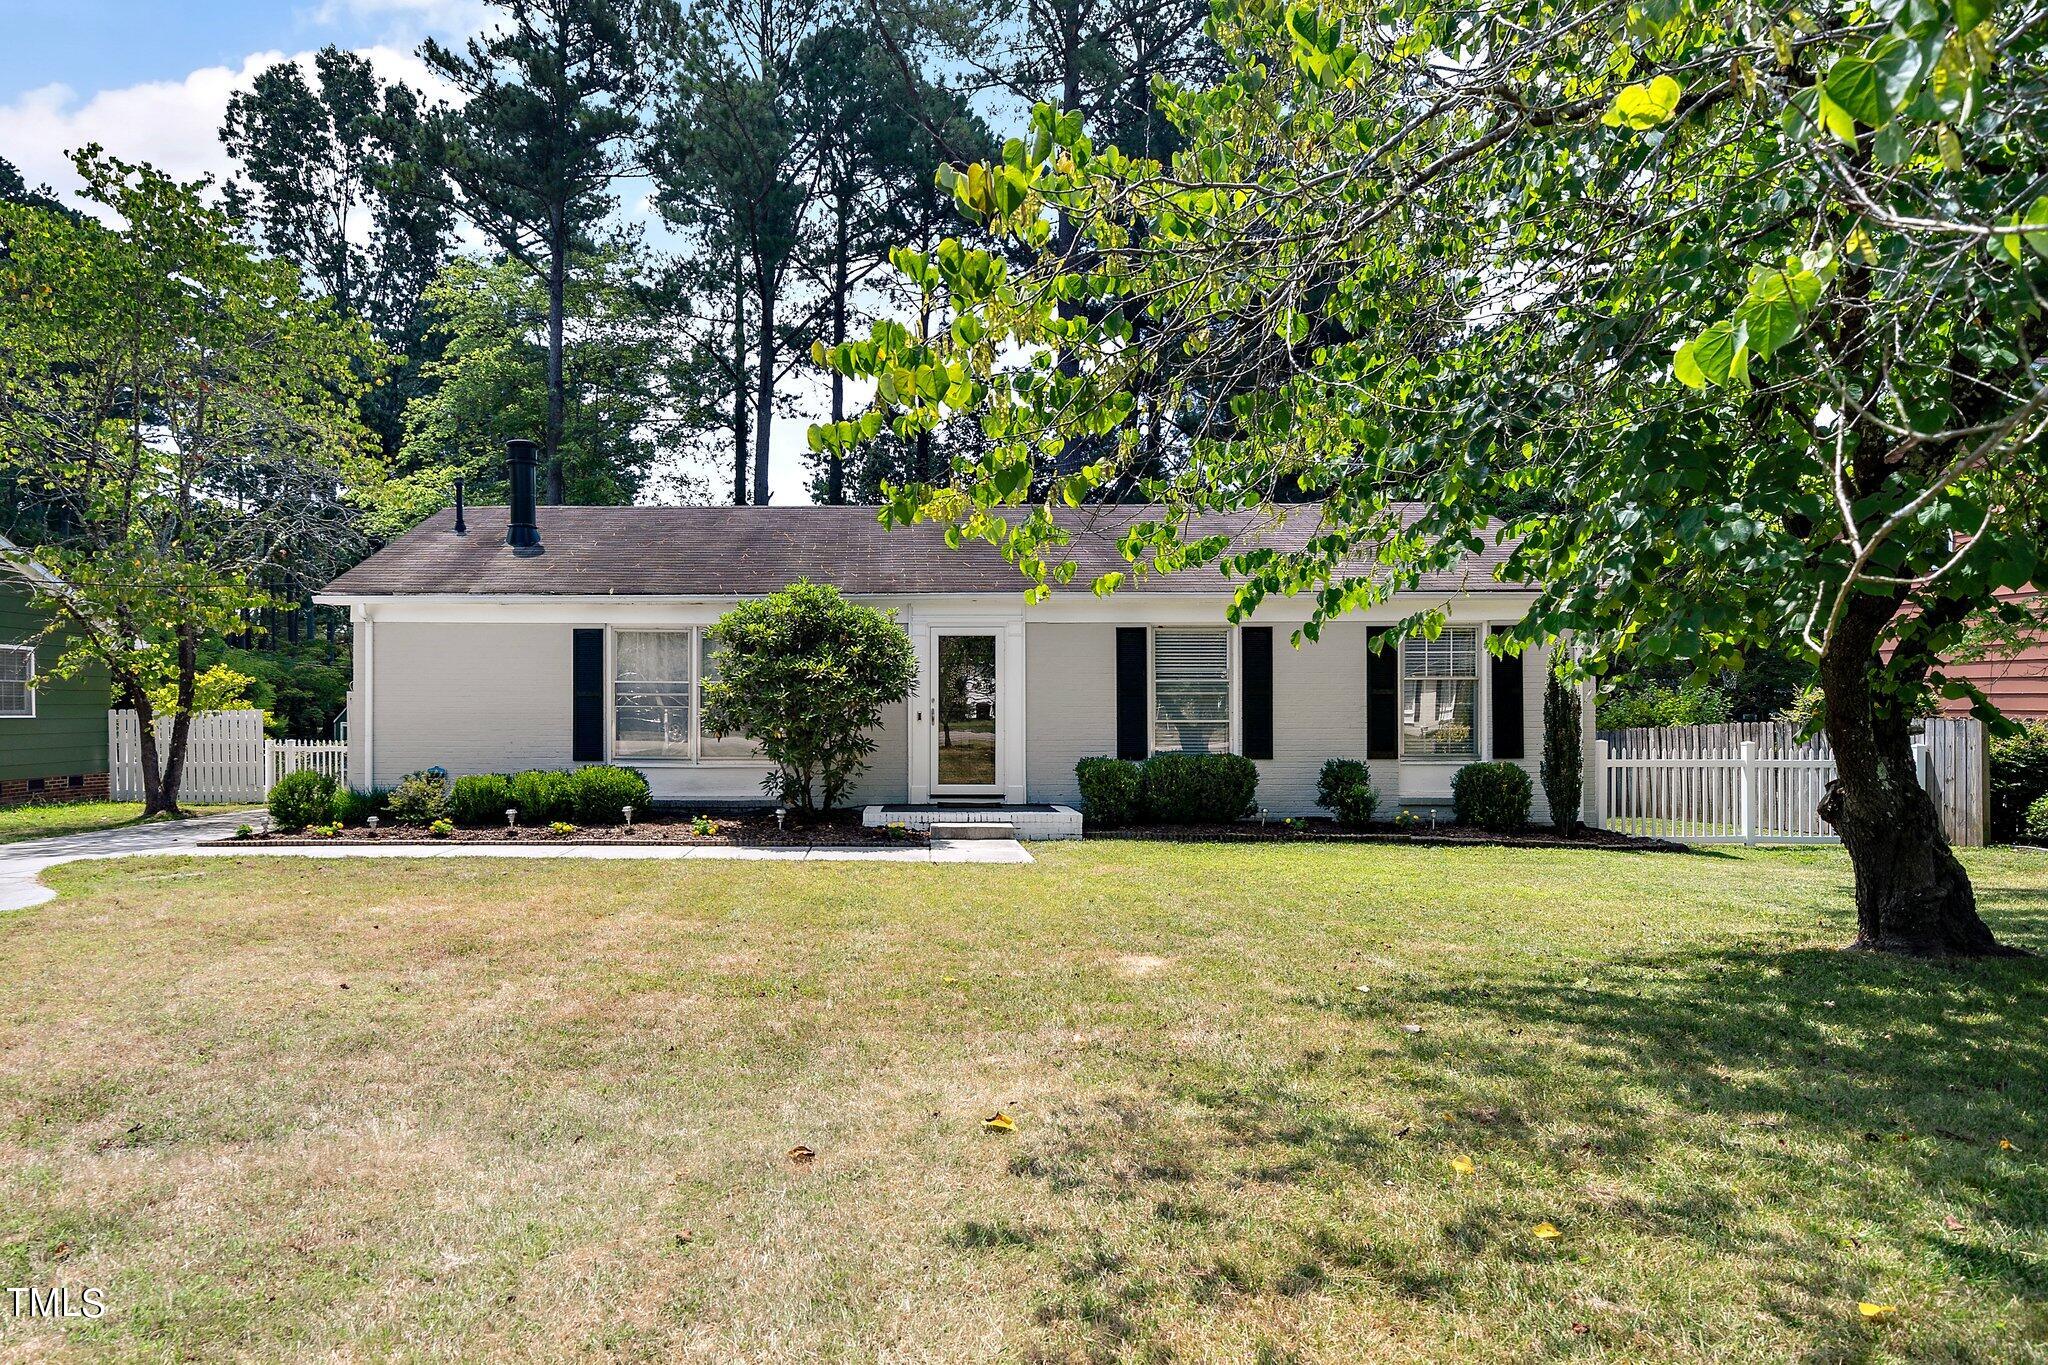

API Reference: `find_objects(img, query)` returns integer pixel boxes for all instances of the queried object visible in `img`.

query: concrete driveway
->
[0,811,260,912]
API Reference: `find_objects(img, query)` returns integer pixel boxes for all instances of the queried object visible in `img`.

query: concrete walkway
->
[0,813,1030,913]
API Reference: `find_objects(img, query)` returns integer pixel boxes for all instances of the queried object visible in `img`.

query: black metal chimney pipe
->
[452,475,467,534]
[505,439,541,552]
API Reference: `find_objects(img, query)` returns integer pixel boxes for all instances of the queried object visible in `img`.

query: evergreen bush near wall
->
[386,767,451,826]
[1540,663,1583,834]
[449,774,514,827]
[570,765,651,824]
[1452,762,1532,832]
[268,769,337,832]
[1075,757,1144,827]
[331,787,389,827]
[1315,759,1379,829]
[510,768,576,825]
[1139,753,1259,824]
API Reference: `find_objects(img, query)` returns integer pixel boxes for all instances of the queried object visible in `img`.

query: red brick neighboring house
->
[1937,590,2048,720]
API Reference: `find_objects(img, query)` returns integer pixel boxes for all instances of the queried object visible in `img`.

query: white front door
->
[931,631,1002,795]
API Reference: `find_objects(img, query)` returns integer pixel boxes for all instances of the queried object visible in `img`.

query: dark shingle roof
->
[321,504,1522,598]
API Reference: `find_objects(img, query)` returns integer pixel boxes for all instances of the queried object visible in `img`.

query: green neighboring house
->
[0,534,111,806]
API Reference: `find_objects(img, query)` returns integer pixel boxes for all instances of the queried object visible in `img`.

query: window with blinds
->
[697,631,762,759]
[1153,628,1231,753]
[0,645,31,718]
[1401,627,1477,758]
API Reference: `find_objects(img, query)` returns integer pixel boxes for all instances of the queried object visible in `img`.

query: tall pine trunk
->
[1816,599,2013,956]
[544,216,568,504]
[732,247,748,505]
[752,272,774,506]
[827,191,851,505]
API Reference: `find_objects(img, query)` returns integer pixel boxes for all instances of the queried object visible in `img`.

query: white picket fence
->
[1591,718,1985,847]
[108,710,349,804]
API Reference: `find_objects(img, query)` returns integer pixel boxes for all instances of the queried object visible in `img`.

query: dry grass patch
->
[1,844,2045,1361]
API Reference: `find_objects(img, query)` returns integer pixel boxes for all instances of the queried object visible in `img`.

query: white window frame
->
[1398,627,1482,762]
[1148,626,1238,756]
[604,626,762,766]
[0,643,34,720]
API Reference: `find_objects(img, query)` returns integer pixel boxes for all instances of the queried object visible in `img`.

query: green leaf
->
[1954,0,1991,32]
[1824,57,1888,127]
[1816,87,1859,144]
[1603,74,1683,129]
[2001,196,2048,262]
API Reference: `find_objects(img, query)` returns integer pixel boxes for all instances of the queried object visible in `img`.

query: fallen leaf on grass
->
[2000,1138,2017,1151]
[1857,1302,1897,1321]
[1943,1214,1965,1232]
[1532,1223,1562,1241]
[1401,1023,1424,1034]
[787,1145,817,1165]
[1449,1156,1475,1176]
[983,1112,1017,1133]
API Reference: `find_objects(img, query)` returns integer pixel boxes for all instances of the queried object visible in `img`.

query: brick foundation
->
[0,772,112,807]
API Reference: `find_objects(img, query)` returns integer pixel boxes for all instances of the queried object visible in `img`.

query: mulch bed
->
[1089,818,1689,852]
[206,809,927,849]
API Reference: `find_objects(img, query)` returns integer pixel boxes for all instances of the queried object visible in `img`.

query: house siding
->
[1025,623,1120,806]
[0,575,111,795]
[1263,622,1374,816]
[369,621,576,787]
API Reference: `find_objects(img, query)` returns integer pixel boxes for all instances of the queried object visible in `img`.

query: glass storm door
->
[934,633,1000,791]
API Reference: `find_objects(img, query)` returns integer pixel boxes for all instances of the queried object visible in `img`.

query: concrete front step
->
[863,803,1083,840]
[927,822,1017,841]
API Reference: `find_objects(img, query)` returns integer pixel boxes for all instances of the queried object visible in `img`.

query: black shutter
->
[1241,626,1273,760]
[1115,627,1148,761]
[572,628,605,763]
[1490,626,1525,760]
[1366,626,1398,760]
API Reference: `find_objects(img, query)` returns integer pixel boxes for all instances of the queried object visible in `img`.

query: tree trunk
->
[732,247,748,505]
[150,624,199,818]
[126,678,165,817]
[544,215,569,505]
[1816,612,2014,956]
[752,273,775,506]
[828,193,851,505]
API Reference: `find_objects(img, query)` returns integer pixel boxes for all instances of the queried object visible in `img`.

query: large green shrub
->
[1540,662,1583,834]
[510,768,576,825]
[1990,721,2048,844]
[2026,793,2048,843]
[1075,757,1144,827]
[1598,684,1731,730]
[331,787,389,827]
[1139,753,1259,824]
[1315,759,1379,829]
[386,767,451,826]
[701,581,918,821]
[1451,762,1533,832]
[570,765,651,824]
[268,769,336,832]
[449,773,514,826]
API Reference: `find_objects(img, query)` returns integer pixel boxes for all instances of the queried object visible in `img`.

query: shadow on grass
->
[990,891,2048,1360]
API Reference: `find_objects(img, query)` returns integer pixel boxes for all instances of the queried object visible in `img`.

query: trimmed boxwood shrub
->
[510,768,576,825]
[331,787,389,827]
[1451,761,1533,832]
[449,773,515,827]
[386,766,451,826]
[570,765,651,824]
[1075,757,1144,827]
[1139,753,1259,824]
[1316,759,1380,829]
[268,768,337,832]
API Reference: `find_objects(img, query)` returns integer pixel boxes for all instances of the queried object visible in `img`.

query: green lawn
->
[2,843,2043,1361]
[0,801,246,845]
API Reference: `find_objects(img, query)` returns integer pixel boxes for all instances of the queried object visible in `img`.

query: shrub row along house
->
[319,449,1593,820]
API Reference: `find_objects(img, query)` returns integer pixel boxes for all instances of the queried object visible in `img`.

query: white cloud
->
[0,45,449,218]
